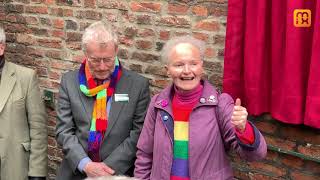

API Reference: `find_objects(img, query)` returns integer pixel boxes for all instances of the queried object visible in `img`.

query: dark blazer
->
[55,68,150,180]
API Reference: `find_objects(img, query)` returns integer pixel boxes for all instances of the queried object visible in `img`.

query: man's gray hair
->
[161,35,206,64]
[85,176,138,180]
[0,26,6,44]
[82,21,118,53]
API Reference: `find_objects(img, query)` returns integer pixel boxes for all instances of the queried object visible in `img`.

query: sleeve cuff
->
[236,121,261,151]
[78,157,92,173]
[235,122,255,144]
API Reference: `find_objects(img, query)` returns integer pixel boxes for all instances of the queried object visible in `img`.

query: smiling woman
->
[134,36,267,180]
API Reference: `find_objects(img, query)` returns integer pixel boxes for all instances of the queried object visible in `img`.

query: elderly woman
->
[134,36,267,180]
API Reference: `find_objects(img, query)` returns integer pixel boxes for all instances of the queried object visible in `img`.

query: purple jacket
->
[134,80,267,180]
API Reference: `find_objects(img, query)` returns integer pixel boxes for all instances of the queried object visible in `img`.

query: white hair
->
[85,176,138,180]
[0,26,5,44]
[161,35,206,64]
[82,21,118,53]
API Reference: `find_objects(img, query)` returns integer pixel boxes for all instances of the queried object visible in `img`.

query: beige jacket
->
[0,61,47,180]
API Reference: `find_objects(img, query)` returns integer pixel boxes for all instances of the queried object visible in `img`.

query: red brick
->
[25,16,39,25]
[168,3,188,15]
[27,48,44,58]
[84,0,96,8]
[136,14,153,25]
[124,26,137,37]
[118,49,129,59]
[248,162,287,177]
[52,19,64,29]
[44,0,55,5]
[208,6,228,17]
[138,28,155,37]
[254,121,278,134]
[47,146,57,157]
[192,32,209,42]
[297,145,320,159]
[205,48,216,58]
[130,2,161,13]
[66,32,82,42]
[40,17,52,26]
[265,150,279,162]
[209,73,222,88]
[6,23,30,33]
[98,0,127,10]
[233,168,250,180]
[0,13,5,21]
[119,36,134,47]
[5,4,24,13]
[159,30,170,40]
[174,31,190,37]
[26,6,48,14]
[76,10,102,20]
[48,70,62,80]
[129,64,142,73]
[158,16,191,27]
[280,154,304,169]
[150,79,170,89]
[203,61,222,73]
[36,67,48,77]
[50,60,75,70]
[145,65,167,76]
[48,116,56,127]
[304,161,320,174]
[6,14,25,23]
[249,173,280,180]
[71,55,85,63]
[16,34,37,45]
[132,52,159,62]
[192,6,208,17]
[51,30,65,38]
[264,136,296,151]
[136,40,153,50]
[213,35,225,45]
[291,171,319,180]
[48,136,57,147]
[50,8,73,17]
[194,20,220,31]
[279,126,320,144]
[30,27,49,36]
[66,42,82,50]
[38,39,63,48]
[45,50,64,60]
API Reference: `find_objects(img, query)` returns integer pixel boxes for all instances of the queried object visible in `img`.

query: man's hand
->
[84,162,115,177]
[231,98,248,133]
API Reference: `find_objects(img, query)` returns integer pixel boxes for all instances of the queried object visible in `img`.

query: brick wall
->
[0,0,319,179]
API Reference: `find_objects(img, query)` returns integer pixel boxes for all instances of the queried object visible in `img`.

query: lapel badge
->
[208,95,216,103]
[161,100,168,107]
[200,97,206,104]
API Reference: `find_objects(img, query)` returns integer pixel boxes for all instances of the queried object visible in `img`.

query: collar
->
[154,80,219,112]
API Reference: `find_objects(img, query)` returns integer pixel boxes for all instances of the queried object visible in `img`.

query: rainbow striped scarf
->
[79,57,122,162]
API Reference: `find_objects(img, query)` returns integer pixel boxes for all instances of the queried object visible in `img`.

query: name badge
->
[114,94,129,102]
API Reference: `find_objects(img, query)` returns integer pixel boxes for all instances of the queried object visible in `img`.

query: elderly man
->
[56,21,150,179]
[0,27,48,180]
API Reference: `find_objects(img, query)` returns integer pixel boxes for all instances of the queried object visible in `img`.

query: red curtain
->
[223,0,320,129]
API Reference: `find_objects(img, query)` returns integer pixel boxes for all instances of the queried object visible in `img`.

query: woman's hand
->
[231,98,248,133]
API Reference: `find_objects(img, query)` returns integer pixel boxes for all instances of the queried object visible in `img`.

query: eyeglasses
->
[87,56,114,65]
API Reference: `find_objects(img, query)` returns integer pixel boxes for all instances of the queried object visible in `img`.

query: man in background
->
[0,26,48,180]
